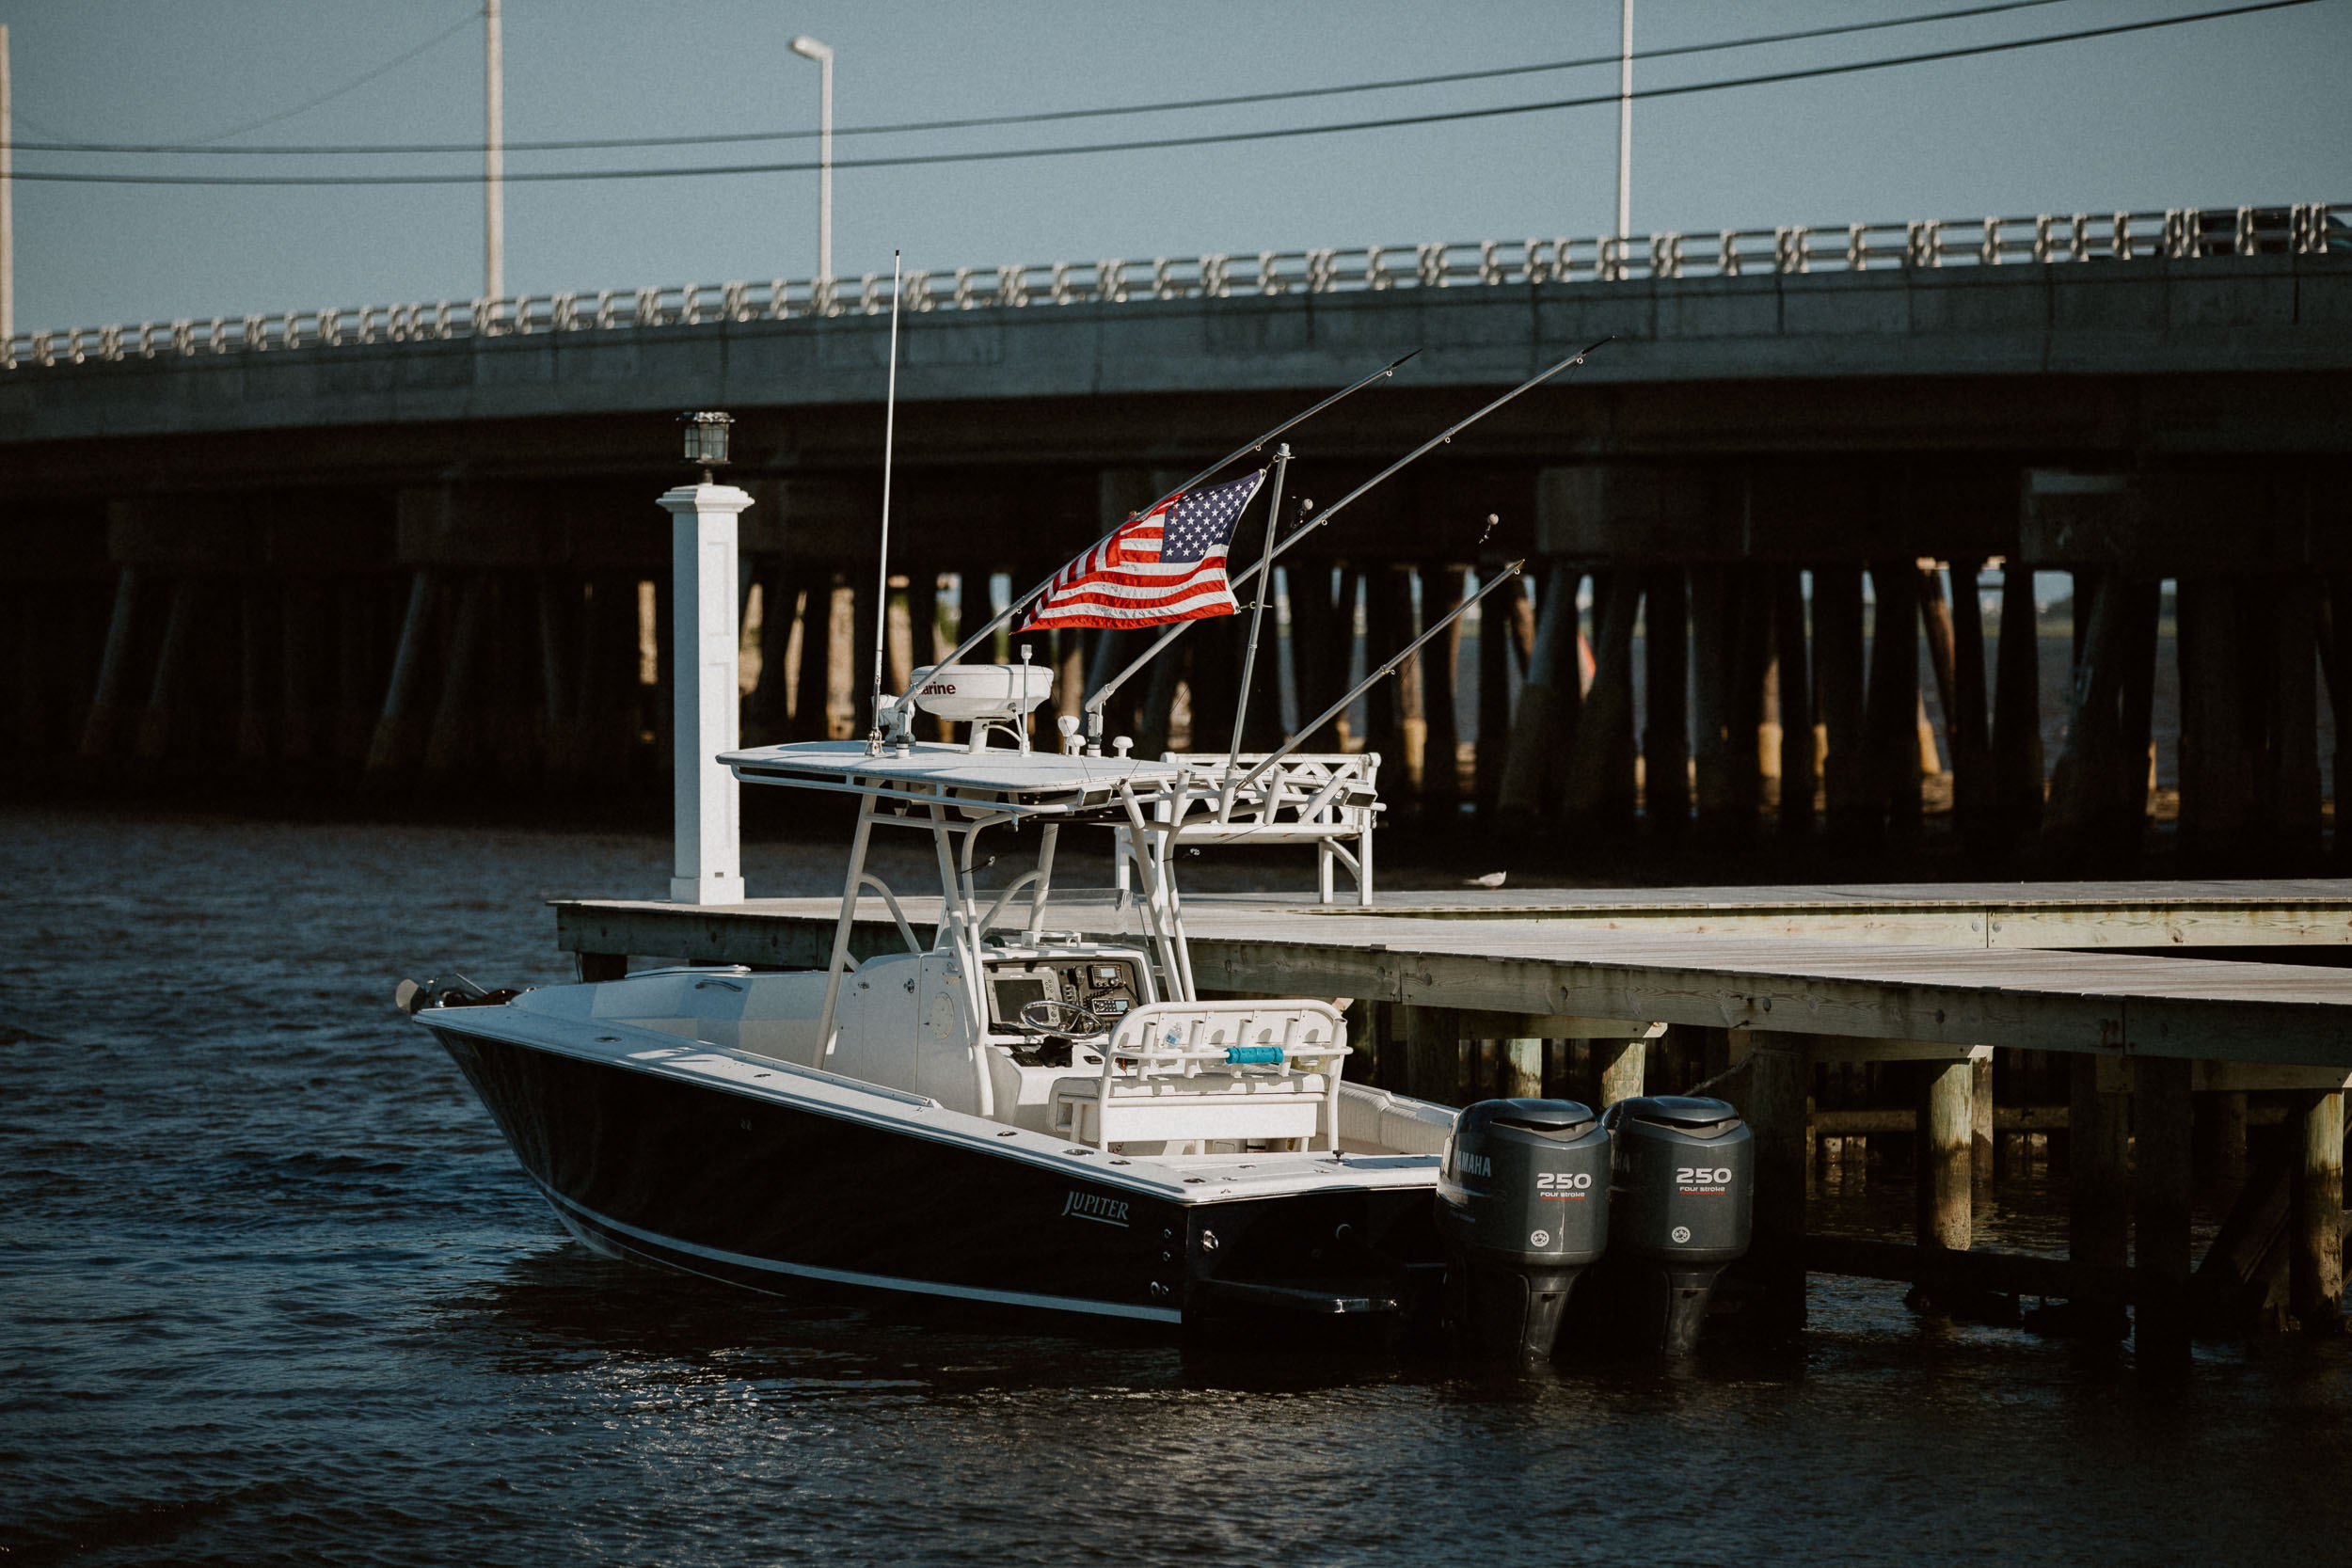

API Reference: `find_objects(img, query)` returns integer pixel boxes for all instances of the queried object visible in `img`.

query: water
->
[7,807,2352,1566]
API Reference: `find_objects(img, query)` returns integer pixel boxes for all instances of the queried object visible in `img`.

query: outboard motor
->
[1437,1099,1611,1363]
[1600,1096,1753,1355]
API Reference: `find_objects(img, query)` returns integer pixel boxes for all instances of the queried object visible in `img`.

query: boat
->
[406,665,1476,1332]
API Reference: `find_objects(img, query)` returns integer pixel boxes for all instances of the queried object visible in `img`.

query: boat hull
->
[434,1024,1439,1330]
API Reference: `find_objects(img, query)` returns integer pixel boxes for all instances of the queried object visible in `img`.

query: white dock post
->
[659,480,755,905]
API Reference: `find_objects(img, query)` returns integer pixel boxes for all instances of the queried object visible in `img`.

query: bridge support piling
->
[368,570,437,776]
[79,565,142,760]
[236,581,271,765]
[1813,565,1867,844]
[1993,561,2044,847]
[1644,567,1691,835]
[1474,564,1513,820]
[1944,559,1994,850]
[2267,576,2323,869]
[1865,561,1921,847]
[1420,565,1465,818]
[1566,570,1639,832]
[1496,563,1572,823]
[423,574,492,777]
[135,578,199,763]
[1772,567,1812,839]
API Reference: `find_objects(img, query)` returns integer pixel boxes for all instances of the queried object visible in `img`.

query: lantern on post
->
[660,413,755,904]
[679,410,734,483]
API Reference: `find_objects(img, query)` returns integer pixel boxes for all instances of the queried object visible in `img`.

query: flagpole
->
[1084,336,1611,736]
[929,351,1418,680]
[1224,442,1291,773]
[866,250,902,754]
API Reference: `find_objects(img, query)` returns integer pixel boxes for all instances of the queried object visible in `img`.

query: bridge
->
[3,199,2348,872]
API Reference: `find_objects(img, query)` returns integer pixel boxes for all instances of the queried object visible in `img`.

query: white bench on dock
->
[1123,752,1381,906]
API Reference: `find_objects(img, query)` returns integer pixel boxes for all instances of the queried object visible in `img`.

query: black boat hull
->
[434,1024,1440,1330]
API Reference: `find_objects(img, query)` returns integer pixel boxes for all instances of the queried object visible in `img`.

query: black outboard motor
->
[1437,1099,1612,1362]
[1601,1096,1753,1355]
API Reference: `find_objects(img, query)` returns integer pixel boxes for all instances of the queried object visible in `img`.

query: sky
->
[4,0,2346,333]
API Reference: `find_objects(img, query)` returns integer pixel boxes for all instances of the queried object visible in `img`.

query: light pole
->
[485,0,504,301]
[1615,0,1631,243]
[788,34,834,289]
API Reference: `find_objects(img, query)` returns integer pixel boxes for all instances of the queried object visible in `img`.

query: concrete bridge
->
[4,201,2348,873]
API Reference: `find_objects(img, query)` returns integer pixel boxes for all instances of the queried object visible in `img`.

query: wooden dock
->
[549,880,2352,1360]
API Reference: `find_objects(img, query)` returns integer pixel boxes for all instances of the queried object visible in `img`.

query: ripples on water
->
[5,806,2351,1566]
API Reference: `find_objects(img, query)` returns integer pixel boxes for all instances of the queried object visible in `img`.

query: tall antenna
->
[867,249,902,752]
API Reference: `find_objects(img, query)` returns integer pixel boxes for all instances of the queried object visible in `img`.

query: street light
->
[788,35,834,291]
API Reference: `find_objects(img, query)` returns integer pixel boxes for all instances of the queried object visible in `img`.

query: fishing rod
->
[923,350,1420,678]
[1223,558,1529,804]
[1082,335,1610,749]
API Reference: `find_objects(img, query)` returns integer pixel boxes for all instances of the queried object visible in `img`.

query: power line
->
[4,0,2319,189]
[11,0,2084,157]
[175,6,482,147]
[18,7,480,151]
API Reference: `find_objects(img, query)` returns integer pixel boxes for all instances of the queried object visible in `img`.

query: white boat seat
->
[1049,1000,1349,1152]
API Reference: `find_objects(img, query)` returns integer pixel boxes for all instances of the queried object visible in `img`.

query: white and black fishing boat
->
[402,288,1751,1352]
[409,666,1476,1330]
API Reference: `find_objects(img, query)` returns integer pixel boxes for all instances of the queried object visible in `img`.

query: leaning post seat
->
[1049,1000,1350,1153]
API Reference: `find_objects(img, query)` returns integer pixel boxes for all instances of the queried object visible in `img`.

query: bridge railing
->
[7,202,2343,373]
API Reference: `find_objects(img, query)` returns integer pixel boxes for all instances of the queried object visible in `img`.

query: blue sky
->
[6,0,2346,331]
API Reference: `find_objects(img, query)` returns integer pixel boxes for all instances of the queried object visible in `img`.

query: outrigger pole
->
[920,351,1421,680]
[1083,336,1611,749]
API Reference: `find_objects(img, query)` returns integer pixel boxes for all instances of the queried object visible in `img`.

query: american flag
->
[1020,470,1267,630]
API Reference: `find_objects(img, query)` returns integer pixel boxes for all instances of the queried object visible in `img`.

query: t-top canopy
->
[721,739,1184,815]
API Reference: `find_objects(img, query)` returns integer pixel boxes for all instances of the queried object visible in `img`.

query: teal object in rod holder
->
[1225,1045,1285,1066]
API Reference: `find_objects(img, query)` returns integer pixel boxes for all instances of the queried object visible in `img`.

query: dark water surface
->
[6,808,2351,1567]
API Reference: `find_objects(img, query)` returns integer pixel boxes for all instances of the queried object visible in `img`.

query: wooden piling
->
[1405,1006,1463,1107]
[1503,1037,1543,1100]
[2134,1055,2194,1365]
[1813,565,1868,844]
[1643,567,1691,834]
[2068,1056,2132,1338]
[1917,1059,1973,1255]
[1746,1035,1812,1336]
[1595,1037,1647,1106]
[2291,1090,2344,1333]
[1943,559,1994,849]
[1691,569,1733,831]
[1971,1053,1995,1183]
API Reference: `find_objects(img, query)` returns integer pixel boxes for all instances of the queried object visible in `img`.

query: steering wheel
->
[1017,997,1108,1037]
